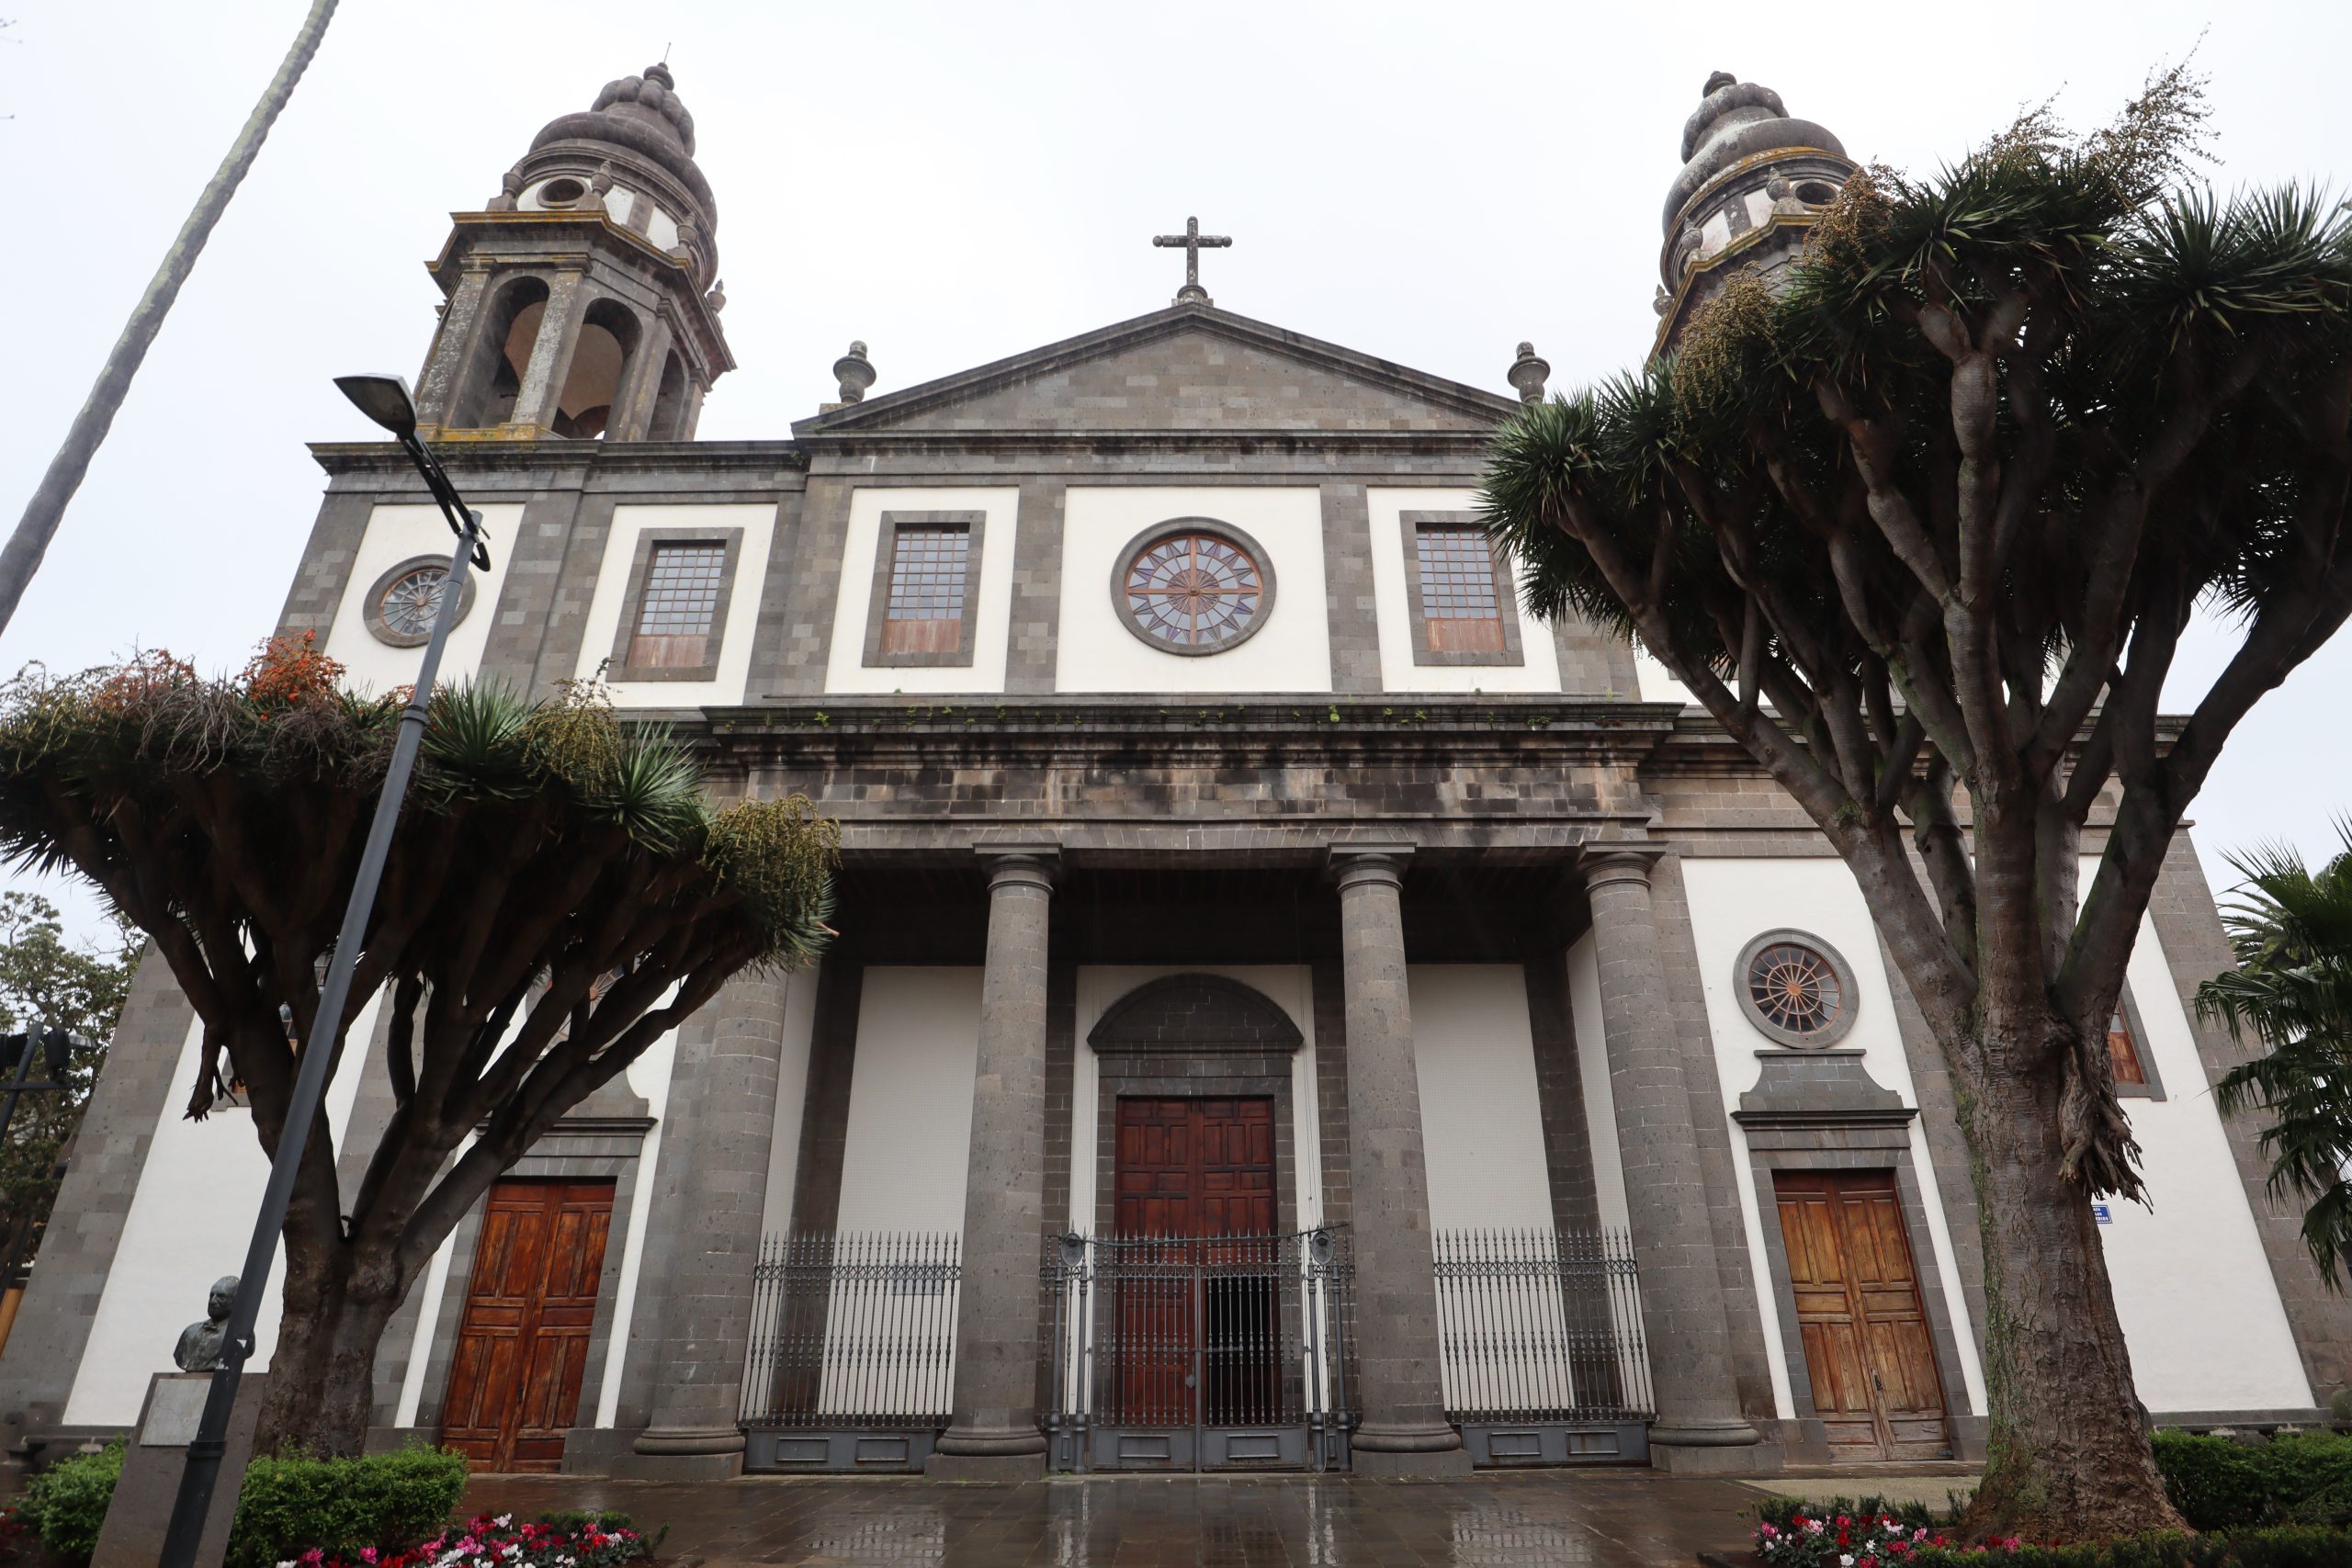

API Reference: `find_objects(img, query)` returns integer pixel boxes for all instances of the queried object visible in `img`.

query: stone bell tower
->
[1654,72,1856,355]
[411,63,734,442]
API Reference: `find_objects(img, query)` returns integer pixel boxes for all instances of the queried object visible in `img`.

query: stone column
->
[507,269,584,436]
[929,846,1058,1478]
[1579,848,1764,1471]
[620,971,793,1478]
[1330,846,1471,1476]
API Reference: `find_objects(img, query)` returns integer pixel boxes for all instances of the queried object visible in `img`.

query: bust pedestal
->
[91,1372,269,1568]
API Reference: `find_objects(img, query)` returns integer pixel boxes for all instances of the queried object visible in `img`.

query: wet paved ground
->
[461,1469,1789,1567]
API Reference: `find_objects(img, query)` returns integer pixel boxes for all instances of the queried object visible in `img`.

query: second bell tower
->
[412,63,733,443]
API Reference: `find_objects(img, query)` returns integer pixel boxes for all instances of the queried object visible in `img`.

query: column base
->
[1648,1419,1777,1476]
[613,1426,746,1480]
[1349,1421,1472,1477]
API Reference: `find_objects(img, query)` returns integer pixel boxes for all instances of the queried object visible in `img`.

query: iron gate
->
[1044,1226,1356,1472]
[739,1231,959,1472]
[1432,1226,1656,1465]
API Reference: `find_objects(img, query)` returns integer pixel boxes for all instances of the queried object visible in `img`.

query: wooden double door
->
[1774,1171,1951,1461]
[440,1179,614,1472]
[1109,1098,1281,1431]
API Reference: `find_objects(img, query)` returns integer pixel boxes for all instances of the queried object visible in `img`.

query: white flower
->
[1840,1557,1854,1567]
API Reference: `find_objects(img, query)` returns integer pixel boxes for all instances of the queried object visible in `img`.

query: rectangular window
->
[880,524,971,656]
[1415,524,1507,654]
[2107,1007,2147,1086]
[627,541,728,670]
[862,510,988,669]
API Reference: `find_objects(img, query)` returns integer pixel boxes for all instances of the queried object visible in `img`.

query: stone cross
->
[1152,216,1231,307]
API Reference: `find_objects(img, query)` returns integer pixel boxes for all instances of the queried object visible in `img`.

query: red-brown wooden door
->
[1774,1171,1950,1461]
[439,1179,614,1472]
[1110,1099,1277,1427]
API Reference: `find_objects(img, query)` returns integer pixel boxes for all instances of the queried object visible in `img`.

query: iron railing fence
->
[1045,1227,1357,1470]
[740,1231,960,1428]
[1431,1226,1654,1424]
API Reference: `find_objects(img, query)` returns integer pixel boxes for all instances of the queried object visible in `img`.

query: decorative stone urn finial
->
[705,278,727,314]
[1508,342,1551,404]
[833,342,876,404]
[490,165,525,212]
[174,1275,240,1372]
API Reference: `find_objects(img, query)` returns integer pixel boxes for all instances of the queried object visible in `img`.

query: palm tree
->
[0,0,338,634]
[2199,828,2352,1289]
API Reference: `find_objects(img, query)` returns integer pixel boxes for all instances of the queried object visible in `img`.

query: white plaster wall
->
[64,993,379,1425]
[571,503,778,706]
[1408,965,1554,1230]
[758,969,823,1234]
[1633,641,1697,706]
[590,1025,681,1427]
[1564,935,1632,1235]
[1365,489,1561,694]
[831,968,981,1235]
[1070,966,1323,1236]
[323,502,518,695]
[1055,488,1330,694]
[1678,856,1989,1421]
[822,488,1020,694]
[2082,863,2312,1412]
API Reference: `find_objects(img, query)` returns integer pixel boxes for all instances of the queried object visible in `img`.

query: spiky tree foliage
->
[0,640,836,1457]
[2199,829,2352,1288]
[1482,68,2352,1540]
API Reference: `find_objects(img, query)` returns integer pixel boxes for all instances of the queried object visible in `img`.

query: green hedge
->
[18,1441,467,1568]
[2154,1431,2352,1530]
[19,1441,123,1563]
[1907,1527,2352,1567]
[224,1446,469,1568]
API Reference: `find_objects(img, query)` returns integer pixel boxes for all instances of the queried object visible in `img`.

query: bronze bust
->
[173,1276,239,1372]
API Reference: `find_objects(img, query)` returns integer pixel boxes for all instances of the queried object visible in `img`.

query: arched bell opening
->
[646,351,691,441]
[450,276,551,430]
[552,299,641,440]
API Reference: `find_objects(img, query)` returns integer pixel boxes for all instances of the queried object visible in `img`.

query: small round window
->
[539,176,587,207]
[1736,931,1858,1048]
[1114,522,1275,656]
[362,556,475,649]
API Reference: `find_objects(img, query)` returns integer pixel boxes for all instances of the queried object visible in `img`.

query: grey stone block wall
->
[2149,832,2352,1403]
[275,490,379,641]
[0,949,192,1434]
[1319,483,1384,694]
[1005,481,1067,694]
[1309,959,1353,1230]
[784,955,862,1236]
[1523,948,1604,1235]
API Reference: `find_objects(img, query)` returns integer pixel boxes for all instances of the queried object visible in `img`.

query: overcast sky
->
[3,0,2347,944]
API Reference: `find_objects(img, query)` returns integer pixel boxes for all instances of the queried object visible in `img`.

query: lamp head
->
[334,374,419,439]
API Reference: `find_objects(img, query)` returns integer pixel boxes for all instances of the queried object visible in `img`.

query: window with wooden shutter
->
[880,524,971,655]
[2108,1007,2147,1086]
[627,541,728,669]
[1414,524,1507,654]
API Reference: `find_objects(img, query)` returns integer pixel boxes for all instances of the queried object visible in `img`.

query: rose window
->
[378,566,450,639]
[1743,940,1845,1040]
[1121,530,1266,652]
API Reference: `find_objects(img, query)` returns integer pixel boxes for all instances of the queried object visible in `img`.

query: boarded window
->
[2107,1007,2147,1086]
[628,542,728,669]
[881,524,971,656]
[1415,525,1506,654]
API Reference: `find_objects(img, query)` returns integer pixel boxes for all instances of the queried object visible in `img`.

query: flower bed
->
[272,1512,654,1568]
[1756,1505,1962,1566]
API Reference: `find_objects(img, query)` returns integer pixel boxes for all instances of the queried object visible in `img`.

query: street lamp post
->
[159,376,492,1568]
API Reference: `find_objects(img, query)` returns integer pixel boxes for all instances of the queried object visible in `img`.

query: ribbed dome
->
[526,62,717,233]
[1661,73,1845,232]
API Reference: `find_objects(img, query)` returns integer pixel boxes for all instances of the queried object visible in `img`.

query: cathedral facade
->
[6,65,2346,1481]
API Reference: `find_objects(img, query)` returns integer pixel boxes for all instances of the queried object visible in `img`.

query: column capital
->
[976,840,1059,892]
[1327,841,1413,892]
[1576,843,1667,894]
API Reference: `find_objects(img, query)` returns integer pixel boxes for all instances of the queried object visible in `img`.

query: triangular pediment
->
[794,305,1517,438]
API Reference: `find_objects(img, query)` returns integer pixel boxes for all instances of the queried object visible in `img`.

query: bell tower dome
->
[411,63,734,442]
[1653,72,1855,355]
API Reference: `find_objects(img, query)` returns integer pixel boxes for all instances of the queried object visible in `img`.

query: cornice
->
[309,439,809,481]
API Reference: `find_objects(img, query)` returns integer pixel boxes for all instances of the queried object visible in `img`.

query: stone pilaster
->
[1579,848,1765,1472]
[928,846,1058,1478]
[618,971,792,1479]
[507,269,585,437]
[1329,846,1471,1476]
